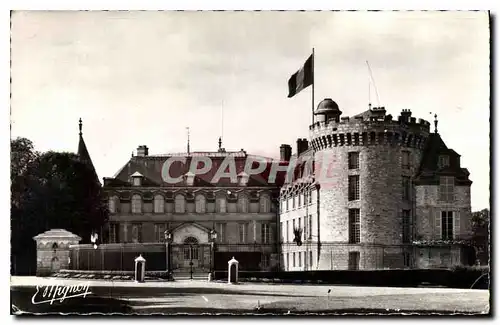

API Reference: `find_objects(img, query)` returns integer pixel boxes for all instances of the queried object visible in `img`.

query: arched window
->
[216,197,227,213]
[238,195,249,213]
[260,194,270,213]
[154,194,164,213]
[108,196,119,213]
[195,194,206,213]
[131,194,142,214]
[175,194,185,213]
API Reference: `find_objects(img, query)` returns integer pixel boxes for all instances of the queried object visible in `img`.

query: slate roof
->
[78,133,99,184]
[414,133,472,186]
[104,151,289,188]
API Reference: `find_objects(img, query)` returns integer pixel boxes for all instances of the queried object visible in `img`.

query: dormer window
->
[131,171,144,186]
[438,155,450,169]
[184,171,195,186]
[238,171,249,186]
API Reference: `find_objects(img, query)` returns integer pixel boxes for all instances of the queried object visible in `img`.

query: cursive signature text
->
[31,283,92,305]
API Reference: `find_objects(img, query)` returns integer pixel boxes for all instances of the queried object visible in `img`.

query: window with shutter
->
[453,211,460,239]
[435,210,442,240]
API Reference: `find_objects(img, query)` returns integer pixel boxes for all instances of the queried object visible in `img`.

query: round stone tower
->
[309,99,431,270]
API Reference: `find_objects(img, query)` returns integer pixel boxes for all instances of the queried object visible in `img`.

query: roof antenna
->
[366,61,380,107]
[219,100,225,152]
[434,114,438,133]
[186,127,190,155]
[367,62,372,110]
[79,118,83,136]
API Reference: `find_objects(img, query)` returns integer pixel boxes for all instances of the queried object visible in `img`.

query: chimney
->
[400,109,412,123]
[280,144,292,162]
[296,138,309,156]
[302,138,309,152]
[137,145,149,157]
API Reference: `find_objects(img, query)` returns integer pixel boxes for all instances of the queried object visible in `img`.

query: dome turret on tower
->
[314,98,342,123]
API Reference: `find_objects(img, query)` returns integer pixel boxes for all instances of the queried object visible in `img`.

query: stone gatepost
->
[33,229,81,276]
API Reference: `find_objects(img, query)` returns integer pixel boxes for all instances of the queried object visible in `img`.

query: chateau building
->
[279,99,474,270]
[101,141,286,275]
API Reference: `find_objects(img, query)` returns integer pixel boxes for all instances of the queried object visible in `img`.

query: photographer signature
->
[31,283,92,305]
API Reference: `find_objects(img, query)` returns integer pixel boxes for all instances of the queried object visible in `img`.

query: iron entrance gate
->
[170,243,212,277]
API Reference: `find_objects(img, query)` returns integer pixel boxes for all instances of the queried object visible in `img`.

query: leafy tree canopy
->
[11,137,108,258]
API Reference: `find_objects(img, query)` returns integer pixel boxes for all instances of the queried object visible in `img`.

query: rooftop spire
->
[434,114,438,133]
[218,136,222,150]
[79,118,82,136]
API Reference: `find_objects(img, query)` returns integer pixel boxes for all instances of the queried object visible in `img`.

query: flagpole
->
[312,48,315,125]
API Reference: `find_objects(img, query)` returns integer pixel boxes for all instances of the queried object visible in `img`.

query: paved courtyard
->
[11,276,490,315]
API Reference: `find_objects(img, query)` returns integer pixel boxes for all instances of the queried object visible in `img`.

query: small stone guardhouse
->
[33,229,81,276]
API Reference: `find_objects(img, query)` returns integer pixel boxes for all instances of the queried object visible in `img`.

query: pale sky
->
[10,11,490,211]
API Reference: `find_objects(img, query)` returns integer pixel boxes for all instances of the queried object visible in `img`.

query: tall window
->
[238,195,249,213]
[348,175,360,201]
[109,196,118,214]
[195,194,206,213]
[298,218,302,240]
[308,214,313,239]
[260,194,270,213]
[298,251,302,267]
[280,222,283,242]
[286,220,289,242]
[402,210,411,243]
[175,194,185,213]
[261,223,271,244]
[154,195,164,213]
[402,151,410,169]
[438,155,450,168]
[131,194,142,214]
[293,252,296,267]
[298,193,302,207]
[348,251,360,270]
[403,252,411,267]
[216,222,226,243]
[109,223,119,243]
[261,254,269,269]
[349,209,360,244]
[442,211,454,240]
[439,177,454,202]
[309,251,313,269]
[154,223,165,242]
[308,189,312,204]
[402,176,411,201]
[131,223,142,243]
[348,152,360,169]
[292,195,296,209]
[217,197,227,213]
[238,223,248,243]
[303,215,308,240]
[286,253,290,270]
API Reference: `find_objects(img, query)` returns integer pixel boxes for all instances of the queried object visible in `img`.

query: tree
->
[471,208,490,265]
[11,140,108,274]
[11,137,39,208]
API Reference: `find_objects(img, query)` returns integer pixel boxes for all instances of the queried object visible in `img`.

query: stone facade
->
[279,99,473,270]
[103,150,282,273]
[33,229,81,276]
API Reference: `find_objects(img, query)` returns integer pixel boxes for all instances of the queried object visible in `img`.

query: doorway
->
[183,237,199,268]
